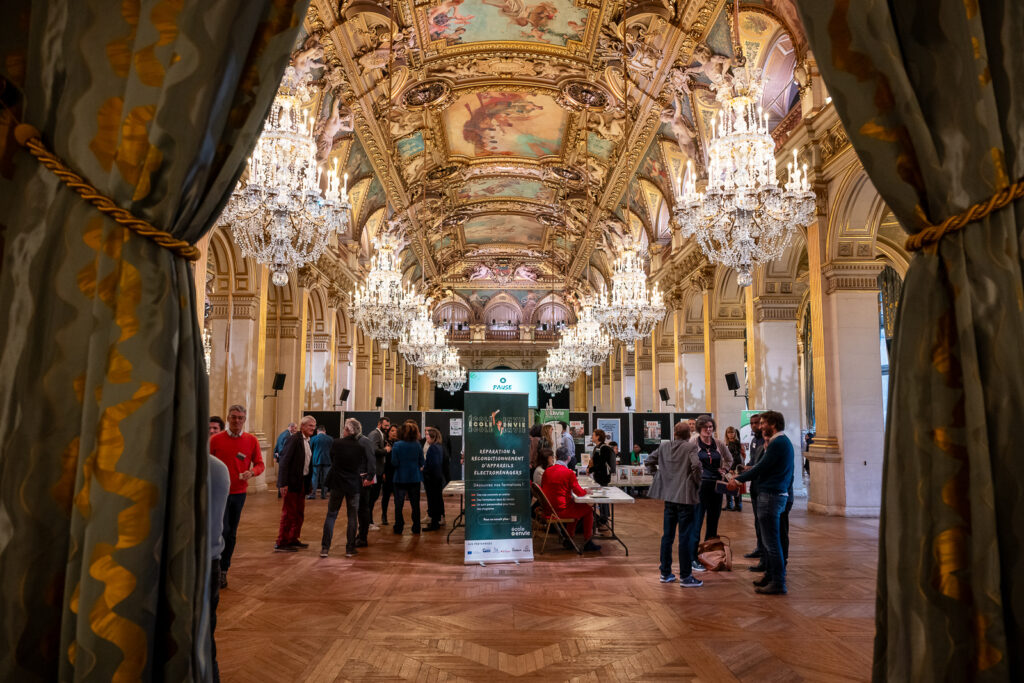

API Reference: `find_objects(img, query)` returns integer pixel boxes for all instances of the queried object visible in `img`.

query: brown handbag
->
[697,535,733,571]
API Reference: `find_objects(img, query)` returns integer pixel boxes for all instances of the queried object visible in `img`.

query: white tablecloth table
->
[573,484,635,555]
[442,480,465,543]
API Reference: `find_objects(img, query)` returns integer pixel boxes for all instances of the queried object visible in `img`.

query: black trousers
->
[381,478,395,522]
[221,492,246,572]
[750,485,765,554]
[692,479,723,557]
[393,482,421,532]
[210,558,221,683]
[321,485,359,552]
[424,477,444,525]
[357,482,373,542]
[366,481,382,523]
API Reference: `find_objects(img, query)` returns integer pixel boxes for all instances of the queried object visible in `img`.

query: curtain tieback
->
[13,123,200,261]
[905,176,1024,252]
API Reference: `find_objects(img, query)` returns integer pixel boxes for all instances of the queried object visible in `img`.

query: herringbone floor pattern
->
[217,491,877,682]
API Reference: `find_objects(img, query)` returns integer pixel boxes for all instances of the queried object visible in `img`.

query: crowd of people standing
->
[647,410,796,594]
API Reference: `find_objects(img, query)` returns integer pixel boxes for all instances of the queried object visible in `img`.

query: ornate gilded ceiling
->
[300,0,804,302]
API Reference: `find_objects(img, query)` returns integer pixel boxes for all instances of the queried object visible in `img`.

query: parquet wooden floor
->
[217,491,877,682]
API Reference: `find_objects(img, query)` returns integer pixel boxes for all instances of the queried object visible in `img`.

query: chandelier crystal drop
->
[539,345,579,393]
[595,241,665,352]
[221,65,350,286]
[349,233,409,349]
[673,68,814,287]
[430,346,467,394]
[398,297,448,372]
[559,297,612,375]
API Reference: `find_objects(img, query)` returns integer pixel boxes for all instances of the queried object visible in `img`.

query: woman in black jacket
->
[587,428,615,531]
[423,427,446,530]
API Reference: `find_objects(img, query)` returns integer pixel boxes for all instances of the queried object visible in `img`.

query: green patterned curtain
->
[793,1,1024,680]
[0,1,308,680]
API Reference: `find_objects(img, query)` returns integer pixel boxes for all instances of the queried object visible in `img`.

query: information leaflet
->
[464,392,533,564]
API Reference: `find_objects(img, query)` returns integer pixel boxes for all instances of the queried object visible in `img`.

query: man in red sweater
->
[209,404,265,587]
[541,448,601,551]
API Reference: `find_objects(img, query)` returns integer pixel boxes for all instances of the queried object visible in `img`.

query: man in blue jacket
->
[729,410,794,595]
[309,425,333,500]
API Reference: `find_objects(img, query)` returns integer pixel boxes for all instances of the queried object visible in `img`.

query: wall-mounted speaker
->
[725,372,740,391]
[375,396,383,408]
[339,388,350,402]
[272,373,286,391]
[624,396,632,408]
[659,388,670,402]
[592,405,598,413]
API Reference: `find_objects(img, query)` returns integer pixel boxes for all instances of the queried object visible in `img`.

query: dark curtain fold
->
[0,1,309,680]
[794,1,1024,680]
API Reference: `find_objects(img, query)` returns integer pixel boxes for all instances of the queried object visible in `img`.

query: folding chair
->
[530,481,582,555]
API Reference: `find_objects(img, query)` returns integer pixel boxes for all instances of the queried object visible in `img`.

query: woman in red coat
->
[541,448,601,551]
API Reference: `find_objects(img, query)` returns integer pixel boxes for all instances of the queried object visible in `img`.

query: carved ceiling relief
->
[303,0,803,320]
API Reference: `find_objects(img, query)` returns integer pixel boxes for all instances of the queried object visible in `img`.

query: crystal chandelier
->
[673,68,814,287]
[559,296,612,375]
[429,345,466,394]
[596,238,665,352]
[398,297,447,372]
[350,232,411,349]
[539,345,578,393]
[222,65,349,286]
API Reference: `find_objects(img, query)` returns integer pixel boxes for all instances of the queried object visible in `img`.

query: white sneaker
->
[370,524,380,531]
[691,560,707,573]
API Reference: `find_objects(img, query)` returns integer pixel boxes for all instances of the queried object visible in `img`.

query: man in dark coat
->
[275,416,315,551]
[731,410,795,595]
[321,418,375,557]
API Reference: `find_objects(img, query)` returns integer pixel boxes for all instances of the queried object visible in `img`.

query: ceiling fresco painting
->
[299,0,807,306]
[457,176,555,202]
[422,0,590,47]
[463,215,546,244]
[445,91,566,158]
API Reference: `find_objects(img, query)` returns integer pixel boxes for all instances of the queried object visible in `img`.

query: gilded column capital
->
[752,294,802,323]
[822,261,884,294]
[691,265,715,292]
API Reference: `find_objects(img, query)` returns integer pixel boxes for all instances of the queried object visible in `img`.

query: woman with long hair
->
[391,423,424,534]
[723,426,746,511]
[691,414,734,572]
[587,428,615,531]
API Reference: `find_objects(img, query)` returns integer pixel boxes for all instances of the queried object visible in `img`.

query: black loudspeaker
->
[659,388,670,402]
[272,373,286,391]
[592,405,597,413]
[375,396,383,408]
[725,372,740,391]
[339,388,350,402]
[624,396,632,408]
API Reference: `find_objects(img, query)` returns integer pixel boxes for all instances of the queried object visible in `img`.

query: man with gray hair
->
[276,415,316,551]
[321,418,375,557]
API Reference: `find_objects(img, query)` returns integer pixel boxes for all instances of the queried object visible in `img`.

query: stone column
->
[673,309,682,409]
[206,293,230,418]
[752,294,804,494]
[806,261,885,516]
[695,269,717,416]
[712,325,746,432]
[680,338,705,411]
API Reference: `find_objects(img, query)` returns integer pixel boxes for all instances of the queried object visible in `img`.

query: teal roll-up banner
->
[464,392,534,564]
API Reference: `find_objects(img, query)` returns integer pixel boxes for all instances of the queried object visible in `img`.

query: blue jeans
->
[660,502,697,578]
[756,491,789,585]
